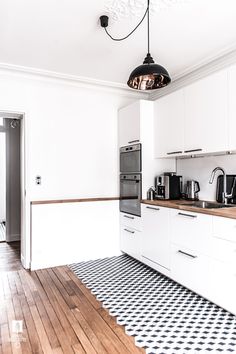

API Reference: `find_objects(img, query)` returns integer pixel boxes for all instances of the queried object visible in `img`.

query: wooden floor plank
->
[0,242,145,354]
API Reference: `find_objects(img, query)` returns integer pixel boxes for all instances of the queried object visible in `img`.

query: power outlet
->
[36,176,41,185]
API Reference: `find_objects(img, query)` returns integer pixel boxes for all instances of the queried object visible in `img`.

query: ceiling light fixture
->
[100,0,171,90]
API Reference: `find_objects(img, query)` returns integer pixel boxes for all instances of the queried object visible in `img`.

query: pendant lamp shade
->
[127,53,171,90]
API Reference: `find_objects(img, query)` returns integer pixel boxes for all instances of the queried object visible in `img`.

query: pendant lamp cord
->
[147,0,150,53]
[104,0,150,42]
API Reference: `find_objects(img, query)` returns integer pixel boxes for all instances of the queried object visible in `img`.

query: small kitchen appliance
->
[155,173,182,200]
[185,180,200,201]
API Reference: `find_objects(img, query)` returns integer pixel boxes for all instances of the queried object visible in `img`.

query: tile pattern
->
[70,254,236,354]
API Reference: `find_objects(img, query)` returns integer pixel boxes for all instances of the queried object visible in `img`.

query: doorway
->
[0,116,22,265]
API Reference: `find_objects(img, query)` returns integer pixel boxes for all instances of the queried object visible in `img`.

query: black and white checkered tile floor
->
[70,254,236,354]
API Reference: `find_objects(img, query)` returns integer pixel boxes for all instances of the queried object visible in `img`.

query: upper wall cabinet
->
[154,89,184,158]
[154,68,229,158]
[118,101,141,147]
[184,70,228,155]
[228,64,236,151]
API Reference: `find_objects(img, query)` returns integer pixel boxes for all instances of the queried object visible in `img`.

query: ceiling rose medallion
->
[104,0,191,21]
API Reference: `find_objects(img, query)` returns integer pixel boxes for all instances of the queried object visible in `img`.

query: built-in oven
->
[120,144,141,173]
[120,174,142,217]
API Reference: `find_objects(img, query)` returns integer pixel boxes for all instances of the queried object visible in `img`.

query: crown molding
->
[149,44,236,101]
[0,62,149,99]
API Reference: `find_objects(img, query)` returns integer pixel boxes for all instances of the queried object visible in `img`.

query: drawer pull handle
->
[184,148,203,153]
[178,250,197,259]
[167,151,182,155]
[124,215,135,220]
[124,228,135,234]
[128,140,139,144]
[178,212,197,219]
[146,206,160,211]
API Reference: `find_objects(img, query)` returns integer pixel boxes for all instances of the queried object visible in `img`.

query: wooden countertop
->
[31,197,120,205]
[142,199,236,220]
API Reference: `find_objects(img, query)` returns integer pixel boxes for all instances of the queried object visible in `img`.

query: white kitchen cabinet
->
[154,89,184,158]
[228,64,236,151]
[213,216,236,243]
[209,259,236,314]
[120,225,141,261]
[170,209,212,255]
[118,101,141,147]
[120,212,142,231]
[170,244,210,297]
[184,70,228,155]
[141,204,170,272]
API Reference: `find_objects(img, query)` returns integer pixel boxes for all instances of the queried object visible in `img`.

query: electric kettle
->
[185,180,200,200]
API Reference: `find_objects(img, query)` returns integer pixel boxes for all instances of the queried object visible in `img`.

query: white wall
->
[0,132,6,221]
[31,200,120,270]
[177,154,236,201]
[0,70,135,267]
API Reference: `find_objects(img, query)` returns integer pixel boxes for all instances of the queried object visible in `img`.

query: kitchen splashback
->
[177,153,236,201]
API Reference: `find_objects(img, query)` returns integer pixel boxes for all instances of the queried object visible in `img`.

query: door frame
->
[0,110,29,268]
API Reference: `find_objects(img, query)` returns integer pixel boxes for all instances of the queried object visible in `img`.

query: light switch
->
[36,176,41,185]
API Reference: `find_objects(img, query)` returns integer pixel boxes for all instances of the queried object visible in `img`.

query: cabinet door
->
[154,89,184,158]
[118,101,140,147]
[141,205,170,270]
[120,225,141,260]
[228,64,236,151]
[184,70,228,155]
[170,244,210,297]
[170,209,212,255]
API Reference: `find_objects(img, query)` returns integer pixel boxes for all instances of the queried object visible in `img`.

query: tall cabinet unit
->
[118,100,175,260]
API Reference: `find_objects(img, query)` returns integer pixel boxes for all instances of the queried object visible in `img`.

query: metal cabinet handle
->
[146,206,160,211]
[167,151,182,155]
[178,250,197,259]
[178,212,197,218]
[128,140,139,144]
[123,215,135,220]
[124,228,135,234]
[184,149,203,153]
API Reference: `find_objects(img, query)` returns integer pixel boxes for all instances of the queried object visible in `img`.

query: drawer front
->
[213,216,236,243]
[170,209,212,254]
[120,226,140,260]
[210,236,236,266]
[170,244,210,296]
[120,212,141,231]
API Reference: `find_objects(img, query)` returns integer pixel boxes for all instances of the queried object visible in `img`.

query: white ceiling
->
[0,0,236,86]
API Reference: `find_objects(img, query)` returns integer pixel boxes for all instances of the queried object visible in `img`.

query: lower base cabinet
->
[141,204,170,273]
[170,244,211,298]
[120,205,236,315]
[120,225,141,261]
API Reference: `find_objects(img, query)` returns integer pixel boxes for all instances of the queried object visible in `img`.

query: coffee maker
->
[155,172,182,200]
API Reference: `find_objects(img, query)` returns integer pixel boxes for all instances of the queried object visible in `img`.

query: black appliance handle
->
[178,212,197,219]
[195,181,200,193]
[128,140,139,144]
[178,250,197,259]
[146,206,160,211]
[184,148,202,153]
[124,228,135,234]
[167,151,182,155]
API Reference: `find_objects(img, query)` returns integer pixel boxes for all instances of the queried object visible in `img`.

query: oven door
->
[120,144,141,173]
[120,174,141,217]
